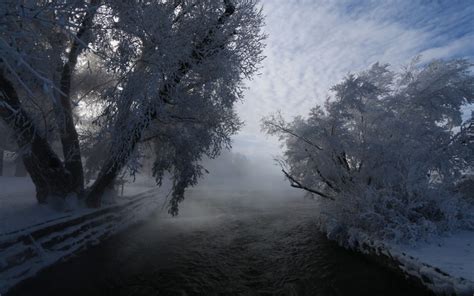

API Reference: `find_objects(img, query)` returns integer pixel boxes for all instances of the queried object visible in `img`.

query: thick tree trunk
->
[14,156,27,177]
[0,149,3,176]
[57,61,84,194]
[0,73,70,203]
[55,0,100,195]
[85,0,236,207]
[86,120,143,207]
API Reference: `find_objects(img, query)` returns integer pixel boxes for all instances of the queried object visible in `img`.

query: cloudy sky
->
[231,0,474,166]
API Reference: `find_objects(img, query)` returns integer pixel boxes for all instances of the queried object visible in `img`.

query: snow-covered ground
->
[389,232,474,295]
[0,177,69,234]
[0,176,162,234]
[0,175,166,294]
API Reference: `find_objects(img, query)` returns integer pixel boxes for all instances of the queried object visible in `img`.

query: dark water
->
[8,190,433,296]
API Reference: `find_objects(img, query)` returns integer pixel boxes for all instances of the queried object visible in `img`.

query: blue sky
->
[231,0,474,165]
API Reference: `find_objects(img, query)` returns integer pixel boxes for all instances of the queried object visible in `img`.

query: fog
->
[153,149,309,225]
[199,150,291,192]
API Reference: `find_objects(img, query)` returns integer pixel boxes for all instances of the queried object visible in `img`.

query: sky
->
[231,0,474,167]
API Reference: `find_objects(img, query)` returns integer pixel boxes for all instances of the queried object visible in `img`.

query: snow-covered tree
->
[0,0,265,213]
[263,59,474,243]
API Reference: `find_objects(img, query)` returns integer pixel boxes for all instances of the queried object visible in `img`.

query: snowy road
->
[7,189,433,296]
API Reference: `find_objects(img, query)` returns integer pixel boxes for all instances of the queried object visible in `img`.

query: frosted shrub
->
[317,187,473,245]
[263,59,474,244]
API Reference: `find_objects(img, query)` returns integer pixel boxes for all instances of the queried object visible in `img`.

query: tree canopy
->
[263,58,474,243]
[0,0,265,214]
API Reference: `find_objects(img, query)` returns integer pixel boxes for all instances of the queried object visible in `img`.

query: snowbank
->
[354,232,474,295]
[0,176,162,233]
[390,232,474,295]
[0,177,70,234]
[0,176,167,294]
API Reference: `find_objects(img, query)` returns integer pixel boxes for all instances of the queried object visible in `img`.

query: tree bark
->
[86,125,142,207]
[85,0,236,207]
[55,0,100,195]
[0,73,70,203]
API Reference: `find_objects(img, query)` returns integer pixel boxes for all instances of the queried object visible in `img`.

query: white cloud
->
[232,0,474,163]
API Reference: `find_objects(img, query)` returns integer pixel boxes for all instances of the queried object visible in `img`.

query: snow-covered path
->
[7,189,431,296]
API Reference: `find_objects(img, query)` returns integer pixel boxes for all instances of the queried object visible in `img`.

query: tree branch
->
[265,121,323,151]
[282,168,335,200]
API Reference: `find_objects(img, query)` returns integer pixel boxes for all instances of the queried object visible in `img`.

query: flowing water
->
[8,189,433,296]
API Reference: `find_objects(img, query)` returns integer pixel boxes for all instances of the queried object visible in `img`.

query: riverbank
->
[349,232,474,295]
[0,176,163,233]
[393,232,474,295]
[0,176,166,294]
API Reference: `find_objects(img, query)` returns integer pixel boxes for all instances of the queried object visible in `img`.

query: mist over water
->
[199,150,299,194]
[160,157,311,239]
[175,150,306,217]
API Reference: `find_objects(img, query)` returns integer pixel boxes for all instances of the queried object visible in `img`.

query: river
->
[7,188,433,296]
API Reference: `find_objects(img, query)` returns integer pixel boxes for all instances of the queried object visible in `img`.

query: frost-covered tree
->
[263,59,474,243]
[0,0,265,213]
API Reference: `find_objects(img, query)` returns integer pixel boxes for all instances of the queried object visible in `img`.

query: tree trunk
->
[0,149,3,176]
[14,156,27,177]
[86,119,143,207]
[57,62,84,194]
[55,0,100,195]
[0,73,70,203]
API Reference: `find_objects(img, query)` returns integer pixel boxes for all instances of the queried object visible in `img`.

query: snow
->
[0,175,166,294]
[388,231,474,295]
[0,175,163,235]
[0,177,74,234]
[402,232,474,281]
